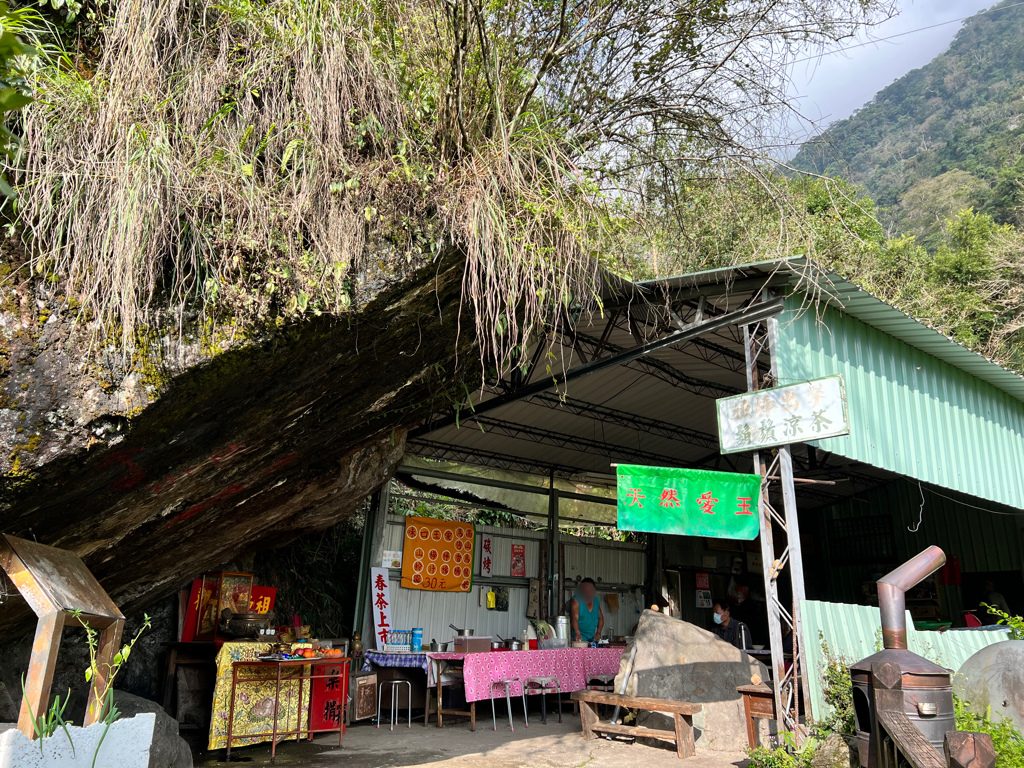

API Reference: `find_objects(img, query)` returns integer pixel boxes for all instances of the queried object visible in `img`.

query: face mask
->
[713,612,724,625]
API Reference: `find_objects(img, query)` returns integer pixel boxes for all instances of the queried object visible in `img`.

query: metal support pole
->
[742,307,813,738]
[547,469,560,621]
[353,491,379,641]
[766,316,813,722]
[371,483,391,568]
[358,485,391,649]
[646,533,661,611]
[744,324,788,730]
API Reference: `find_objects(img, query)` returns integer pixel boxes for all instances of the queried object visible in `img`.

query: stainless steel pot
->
[449,623,475,637]
[490,640,503,651]
[497,634,523,651]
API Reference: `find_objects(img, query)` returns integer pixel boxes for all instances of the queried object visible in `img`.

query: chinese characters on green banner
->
[616,465,761,540]
[716,374,849,454]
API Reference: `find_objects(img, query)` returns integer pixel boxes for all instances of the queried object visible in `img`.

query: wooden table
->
[572,689,701,759]
[737,684,776,749]
[428,657,476,730]
[226,657,350,762]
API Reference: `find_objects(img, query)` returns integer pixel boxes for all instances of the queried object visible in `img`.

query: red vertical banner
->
[510,545,526,578]
[310,663,348,732]
[180,578,202,642]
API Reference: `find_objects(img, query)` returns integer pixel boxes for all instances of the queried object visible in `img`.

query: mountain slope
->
[792,0,1024,237]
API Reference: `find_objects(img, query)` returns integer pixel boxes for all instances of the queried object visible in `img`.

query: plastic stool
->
[526,676,562,724]
[378,680,412,730]
[490,678,528,731]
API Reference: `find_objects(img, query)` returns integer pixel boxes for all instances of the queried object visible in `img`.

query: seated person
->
[712,598,752,650]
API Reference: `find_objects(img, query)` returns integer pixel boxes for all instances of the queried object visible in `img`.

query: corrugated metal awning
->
[405,256,1024,515]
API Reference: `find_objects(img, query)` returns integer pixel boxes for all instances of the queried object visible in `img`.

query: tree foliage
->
[3,0,892,374]
[653,174,1024,372]
[792,0,1024,235]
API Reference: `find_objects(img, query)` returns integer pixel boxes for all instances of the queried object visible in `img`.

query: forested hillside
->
[792,0,1024,241]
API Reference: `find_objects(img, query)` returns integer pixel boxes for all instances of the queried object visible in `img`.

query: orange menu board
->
[400,516,475,592]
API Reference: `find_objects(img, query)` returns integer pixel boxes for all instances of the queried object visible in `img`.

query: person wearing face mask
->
[711,599,752,650]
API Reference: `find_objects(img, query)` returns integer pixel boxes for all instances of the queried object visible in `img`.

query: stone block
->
[0,711,191,768]
[955,640,1024,734]
[614,609,769,753]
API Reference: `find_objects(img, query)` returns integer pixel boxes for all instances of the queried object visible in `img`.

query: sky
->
[784,0,995,149]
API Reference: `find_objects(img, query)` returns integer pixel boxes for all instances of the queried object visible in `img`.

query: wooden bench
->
[571,689,702,759]
[737,684,776,749]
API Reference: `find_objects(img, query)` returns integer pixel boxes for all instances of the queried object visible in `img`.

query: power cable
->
[918,484,1024,516]
[791,1,1024,65]
[908,479,925,533]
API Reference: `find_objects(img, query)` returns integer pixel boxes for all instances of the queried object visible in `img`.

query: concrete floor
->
[189,714,750,768]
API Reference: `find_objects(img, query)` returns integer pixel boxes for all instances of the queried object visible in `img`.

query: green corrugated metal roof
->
[642,257,1024,508]
[802,599,1008,721]
[775,297,1024,510]
[811,271,1024,403]
[642,257,1024,403]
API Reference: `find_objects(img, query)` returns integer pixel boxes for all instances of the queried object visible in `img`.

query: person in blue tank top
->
[570,578,604,643]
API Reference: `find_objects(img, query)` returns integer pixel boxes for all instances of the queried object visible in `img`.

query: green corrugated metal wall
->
[816,479,1023,621]
[775,299,1024,510]
[802,599,1008,720]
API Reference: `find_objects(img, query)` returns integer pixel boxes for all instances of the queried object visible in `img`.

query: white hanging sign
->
[370,567,393,649]
[716,374,849,454]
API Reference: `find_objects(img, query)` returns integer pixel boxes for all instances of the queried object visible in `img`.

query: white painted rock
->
[0,712,190,768]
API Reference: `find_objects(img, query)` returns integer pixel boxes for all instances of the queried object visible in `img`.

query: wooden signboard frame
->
[0,534,125,737]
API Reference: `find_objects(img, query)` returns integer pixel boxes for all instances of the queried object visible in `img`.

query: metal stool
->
[378,680,412,730]
[490,678,528,731]
[526,676,562,724]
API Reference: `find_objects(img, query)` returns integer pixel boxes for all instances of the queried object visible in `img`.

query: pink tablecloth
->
[427,647,623,702]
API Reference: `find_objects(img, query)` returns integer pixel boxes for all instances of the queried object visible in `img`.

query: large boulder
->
[614,609,768,753]
[954,639,1024,733]
[0,684,16,723]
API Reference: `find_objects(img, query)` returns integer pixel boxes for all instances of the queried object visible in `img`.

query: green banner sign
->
[616,465,762,540]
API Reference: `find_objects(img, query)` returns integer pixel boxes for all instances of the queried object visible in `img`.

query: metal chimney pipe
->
[877,546,946,650]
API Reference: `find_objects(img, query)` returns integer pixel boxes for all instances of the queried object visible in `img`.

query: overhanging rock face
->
[0,252,474,632]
